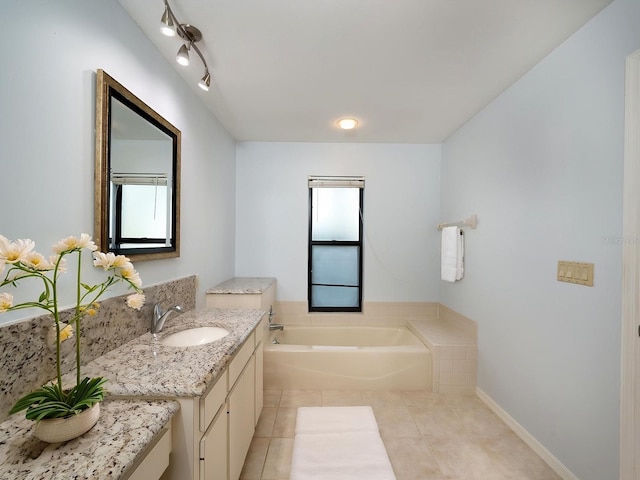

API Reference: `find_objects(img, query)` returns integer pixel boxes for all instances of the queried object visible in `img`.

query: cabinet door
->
[255,342,264,426]
[200,406,227,480]
[228,357,256,480]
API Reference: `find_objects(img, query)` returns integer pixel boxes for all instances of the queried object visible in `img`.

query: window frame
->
[307,184,364,313]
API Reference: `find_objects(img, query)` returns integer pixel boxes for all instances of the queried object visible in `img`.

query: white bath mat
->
[290,406,396,480]
[296,406,380,434]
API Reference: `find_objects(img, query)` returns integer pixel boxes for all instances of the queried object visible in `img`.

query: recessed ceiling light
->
[336,118,359,130]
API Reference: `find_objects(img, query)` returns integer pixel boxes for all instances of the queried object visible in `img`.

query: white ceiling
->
[119,0,612,144]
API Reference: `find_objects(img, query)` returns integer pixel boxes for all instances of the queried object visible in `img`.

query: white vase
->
[34,402,100,443]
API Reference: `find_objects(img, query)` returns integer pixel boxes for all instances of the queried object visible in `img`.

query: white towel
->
[290,432,396,480]
[456,229,464,280]
[296,406,379,435]
[441,226,464,282]
[291,406,396,480]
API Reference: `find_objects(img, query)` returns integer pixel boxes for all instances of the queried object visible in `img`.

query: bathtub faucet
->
[152,303,184,335]
[268,305,284,331]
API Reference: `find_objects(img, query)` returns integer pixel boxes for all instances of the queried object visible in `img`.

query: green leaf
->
[10,378,107,420]
[80,283,96,292]
[38,291,47,302]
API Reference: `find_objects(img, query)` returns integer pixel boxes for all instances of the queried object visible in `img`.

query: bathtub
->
[263,326,431,390]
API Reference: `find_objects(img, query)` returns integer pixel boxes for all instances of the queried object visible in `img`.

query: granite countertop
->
[206,277,276,295]
[0,399,179,480]
[71,307,265,397]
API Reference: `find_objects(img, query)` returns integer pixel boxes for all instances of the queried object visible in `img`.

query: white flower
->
[126,293,145,310]
[113,255,132,270]
[120,267,142,288]
[50,255,67,273]
[93,251,133,271]
[22,251,53,271]
[0,260,4,277]
[0,292,13,313]
[92,251,117,270]
[53,234,97,254]
[0,236,35,264]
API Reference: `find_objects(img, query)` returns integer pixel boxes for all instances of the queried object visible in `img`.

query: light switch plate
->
[557,261,594,286]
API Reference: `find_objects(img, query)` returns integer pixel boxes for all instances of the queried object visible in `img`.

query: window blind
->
[111,172,168,186]
[308,176,365,188]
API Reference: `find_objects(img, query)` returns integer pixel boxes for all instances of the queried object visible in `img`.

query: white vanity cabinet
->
[162,314,267,480]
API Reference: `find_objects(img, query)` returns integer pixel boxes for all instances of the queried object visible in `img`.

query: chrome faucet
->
[268,305,284,331]
[152,303,184,335]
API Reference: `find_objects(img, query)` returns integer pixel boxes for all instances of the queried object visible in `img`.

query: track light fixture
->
[160,0,212,92]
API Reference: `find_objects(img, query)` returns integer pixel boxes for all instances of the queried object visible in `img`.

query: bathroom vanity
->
[73,307,267,480]
[164,312,267,480]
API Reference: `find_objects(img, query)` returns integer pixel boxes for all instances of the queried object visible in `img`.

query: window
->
[308,176,364,312]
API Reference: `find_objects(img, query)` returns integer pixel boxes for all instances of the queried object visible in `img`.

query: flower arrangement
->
[0,233,145,421]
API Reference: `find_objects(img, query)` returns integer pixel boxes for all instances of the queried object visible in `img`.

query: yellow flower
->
[53,233,97,254]
[86,308,97,316]
[0,236,35,264]
[126,293,145,310]
[0,292,13,313]
[59,324,74,341]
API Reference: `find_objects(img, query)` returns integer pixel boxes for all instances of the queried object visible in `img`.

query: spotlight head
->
[198,71,211,91]
[176,44,190,66]
[160,6,175,36]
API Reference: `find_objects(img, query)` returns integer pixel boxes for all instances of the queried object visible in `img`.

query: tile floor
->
[240,390,562,480]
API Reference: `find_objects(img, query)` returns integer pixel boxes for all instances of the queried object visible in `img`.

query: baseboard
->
[476,388,579,480]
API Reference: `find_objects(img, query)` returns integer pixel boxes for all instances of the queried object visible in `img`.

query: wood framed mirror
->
[95,69,181,261]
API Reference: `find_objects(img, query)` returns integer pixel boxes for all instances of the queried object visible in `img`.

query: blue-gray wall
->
[441,0,640,478]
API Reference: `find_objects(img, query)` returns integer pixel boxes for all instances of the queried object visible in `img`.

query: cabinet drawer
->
[228,332,255,388]
[200,372,227,432]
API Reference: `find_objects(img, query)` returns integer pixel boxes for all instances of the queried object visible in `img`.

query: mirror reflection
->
[95,69,181,261]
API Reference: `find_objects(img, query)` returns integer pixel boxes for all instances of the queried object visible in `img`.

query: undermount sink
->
[160,326,230,347]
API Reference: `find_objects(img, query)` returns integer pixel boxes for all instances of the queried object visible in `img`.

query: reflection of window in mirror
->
[109,174,171,249]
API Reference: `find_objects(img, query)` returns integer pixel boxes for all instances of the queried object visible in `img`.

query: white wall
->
[0,0,236,324]
[235,142,441,302]
[441,0,640,478]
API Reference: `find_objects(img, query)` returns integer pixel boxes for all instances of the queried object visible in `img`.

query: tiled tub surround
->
[274,301,439,327]
[264,326,432,390]
[0,399,179,480]
[0,275,197,422]
[273,301,477,394]
[408,305,478,394]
